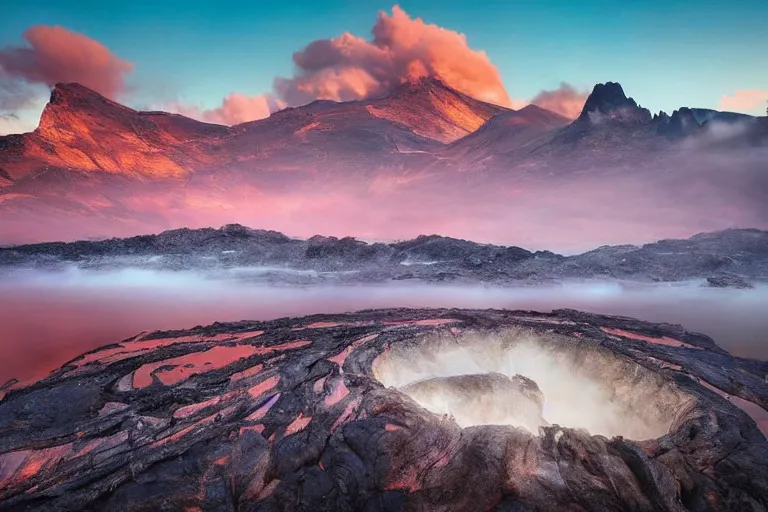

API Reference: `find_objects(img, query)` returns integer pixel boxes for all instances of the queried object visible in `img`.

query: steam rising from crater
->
[373,328,689,439]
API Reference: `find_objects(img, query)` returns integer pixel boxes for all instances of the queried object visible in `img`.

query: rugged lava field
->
[1,308,767,511]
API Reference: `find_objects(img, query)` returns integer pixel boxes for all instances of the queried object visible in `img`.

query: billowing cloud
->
[274,6,511,107]
[171,5,512,125]
[2,10,578,129]
[719,90,768,115]
[168,93,285,125]
[530,82,588,119]
[0,25,133,100]
[204,93,285,125]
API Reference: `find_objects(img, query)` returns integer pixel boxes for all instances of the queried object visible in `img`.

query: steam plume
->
[175,5,513,124]
[275,6,511,107]
[167,93,286,125]
[530,82,588,119]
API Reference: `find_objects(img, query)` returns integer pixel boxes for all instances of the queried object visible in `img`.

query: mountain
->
[528,81,767,167]
[361,78,510,143]
[546,82,660,151]
[2,79,759,187]
[209,97,441,178]
[0,79,765,246]
[437,105,570,167]
[0,83,230,184]
[569,82,760,142]
[0,78,504,189]
[210,77,507,175]
[576,82,652,125]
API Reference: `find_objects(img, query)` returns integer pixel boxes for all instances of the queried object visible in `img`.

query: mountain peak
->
[654,107,700,137]
[49,82,96,101]
[36,83,139,140]
[391,76,452,96]
[577,82,651,124]
[42,83,136,125]
[37,82,227,141]
[364,77,508,143]
[11,82,221,181]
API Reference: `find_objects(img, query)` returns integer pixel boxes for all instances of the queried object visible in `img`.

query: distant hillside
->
[2,225,766,287]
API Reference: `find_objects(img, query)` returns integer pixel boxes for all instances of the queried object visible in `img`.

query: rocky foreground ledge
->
[1,308,767,511]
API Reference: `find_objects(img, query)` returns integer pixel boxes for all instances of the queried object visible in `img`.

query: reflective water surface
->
[1,266,766,386]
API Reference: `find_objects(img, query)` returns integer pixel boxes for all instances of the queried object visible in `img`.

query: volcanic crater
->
[374,327,689,440]
[1,308,767,511]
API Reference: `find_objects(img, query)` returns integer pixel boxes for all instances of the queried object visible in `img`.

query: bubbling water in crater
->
[372,328,691,440]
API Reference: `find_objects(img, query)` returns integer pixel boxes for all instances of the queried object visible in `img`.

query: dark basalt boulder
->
[705,274,754,289]
[0,308,767,511]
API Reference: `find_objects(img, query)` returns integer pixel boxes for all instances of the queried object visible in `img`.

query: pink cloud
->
[169,93,285,125]
[508,98,529,110]
[0,25,133,100]
[274,5,511,107]
[171,5,512,125]
[530,82,588,119]
[718,90,768,114]
[3,12,584,130]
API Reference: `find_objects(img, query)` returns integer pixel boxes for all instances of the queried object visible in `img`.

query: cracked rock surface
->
[1,308,767,511]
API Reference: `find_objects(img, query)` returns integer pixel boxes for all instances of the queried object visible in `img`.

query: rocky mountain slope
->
[2,79,761,188]
[437,104,571,167]
[0,83,230,182]
[0,79,765,246]
[0,78,506,188]
[2,224,766,286]
[360,78,509,143]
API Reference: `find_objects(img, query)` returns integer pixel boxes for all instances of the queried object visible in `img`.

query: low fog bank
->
[1,143,767,252]
[1,267,766,387]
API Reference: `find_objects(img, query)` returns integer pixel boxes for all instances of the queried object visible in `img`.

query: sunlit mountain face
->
[0,78,766,250]
[0,78,502,182]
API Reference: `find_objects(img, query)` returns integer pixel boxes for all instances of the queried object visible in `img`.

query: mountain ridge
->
[1,79,765,247]
[2,224,766,287]
[2,79,761,183]
[360,77,510,142]
[0,77,511,185]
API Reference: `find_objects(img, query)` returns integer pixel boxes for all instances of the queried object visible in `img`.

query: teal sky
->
[1,0,766,124]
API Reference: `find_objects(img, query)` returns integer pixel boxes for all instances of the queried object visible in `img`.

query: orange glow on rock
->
[330,396,362,432]
[128,339,307,389]
[601,328,702,350]
[284,413,312,436]
[133,345,261,388]
[323,377,350,407]
[246,377,281,404]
